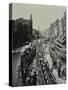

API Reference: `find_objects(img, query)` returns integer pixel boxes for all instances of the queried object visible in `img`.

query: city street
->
[12,38,66,86]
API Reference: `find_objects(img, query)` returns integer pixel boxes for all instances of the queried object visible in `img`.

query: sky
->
[12,3,66,32]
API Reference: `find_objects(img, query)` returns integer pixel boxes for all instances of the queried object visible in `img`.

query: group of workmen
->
[16,40,58,86]
[21,67,38,86]
[17,44,38,86]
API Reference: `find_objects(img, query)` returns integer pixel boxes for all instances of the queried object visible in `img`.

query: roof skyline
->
[12,3,66,32]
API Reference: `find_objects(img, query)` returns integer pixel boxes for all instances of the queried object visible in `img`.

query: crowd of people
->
[16,44,38,86]
[16,39,65,86]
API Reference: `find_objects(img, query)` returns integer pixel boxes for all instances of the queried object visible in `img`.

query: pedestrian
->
[32,71,37,85]
[58,62,61,78]
[26,74,32,86]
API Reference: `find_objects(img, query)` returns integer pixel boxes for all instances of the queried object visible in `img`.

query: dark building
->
[9,15,33,50]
